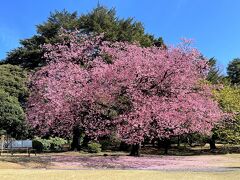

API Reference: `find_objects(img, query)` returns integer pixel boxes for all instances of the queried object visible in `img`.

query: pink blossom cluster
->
[27,30,223,143]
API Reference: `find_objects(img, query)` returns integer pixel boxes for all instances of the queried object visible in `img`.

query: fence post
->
[1,135,4,155]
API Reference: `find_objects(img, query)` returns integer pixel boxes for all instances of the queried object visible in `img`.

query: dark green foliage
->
[0,64,28,103]
[0,130,7,135]
[207,58,223,84]
[153,37,166,48]
[37,10,80,40]
[32,139,44,152]
[79,6,157,47]
[0,89,27,138]
[99,135,121,150]
[184,134,208,147]
[4,6,164,69]
[227,58,240,85]
[0,64,28,138]
[87,142,102,153]
[5,10,79,69]
[5,38,44,69]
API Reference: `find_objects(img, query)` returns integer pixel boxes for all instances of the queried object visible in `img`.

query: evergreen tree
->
[207,58,223,84]
[4,6,164,69]
[0,64,28,104]
[227,58,240,85]
[0,89,27,138]
[0,64,28,138]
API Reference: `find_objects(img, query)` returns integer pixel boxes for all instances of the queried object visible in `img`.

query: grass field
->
[0,151,240,179]
[0,169,239,180]
[1,152,240,170]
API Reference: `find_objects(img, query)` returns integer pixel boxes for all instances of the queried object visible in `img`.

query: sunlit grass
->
[0,169,239,180]
[0,152,240,170]
[0,153,240,179]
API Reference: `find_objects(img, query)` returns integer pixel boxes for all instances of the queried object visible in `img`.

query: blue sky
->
[0,0,240,73]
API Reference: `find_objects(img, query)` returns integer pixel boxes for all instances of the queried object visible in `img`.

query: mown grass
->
[0,169,239,180]
[0,152,240,170]
[0,149,239,179]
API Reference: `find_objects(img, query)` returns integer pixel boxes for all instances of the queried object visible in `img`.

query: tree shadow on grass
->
[0,144,239,170]
[0,155,51,168]
[140,145,240,156]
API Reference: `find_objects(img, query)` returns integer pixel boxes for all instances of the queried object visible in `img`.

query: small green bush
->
[33,137,68,152]
[87,142,102,153]
[32,139,44,152]
[49,137,68,151]
[33,137,50,152]
[99,135,121,150]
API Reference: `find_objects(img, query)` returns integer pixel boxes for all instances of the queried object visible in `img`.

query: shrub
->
[33,137,68,152]
[32,139,44,152]
[182,133,208,147]
[49,137,68,151]
[87,142,102,153]
[33,137,50,152]
[99,135,121,150]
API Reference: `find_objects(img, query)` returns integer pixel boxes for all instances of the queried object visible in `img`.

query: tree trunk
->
[82,135,91,148]
[164,138,170,155]
[209,135,216,151]
[143,138,146,148]
[177,135,180,147]
[71,127,81,151]
[157,139,162,149]
[151,139,155,147]
[130,144,140,156]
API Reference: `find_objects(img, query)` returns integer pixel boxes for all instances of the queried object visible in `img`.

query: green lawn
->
[0,152,240,179]
[0,169,239,180]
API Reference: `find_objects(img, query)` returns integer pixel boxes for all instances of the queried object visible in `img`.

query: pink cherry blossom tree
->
[27,30,223,155]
